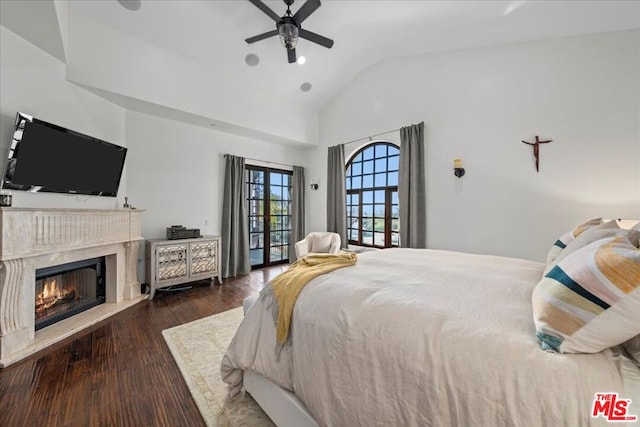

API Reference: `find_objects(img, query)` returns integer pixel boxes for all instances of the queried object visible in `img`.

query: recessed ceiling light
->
[300,82,312,92]
[117,0,141,11]
[245,53,260,67]
[297,56,306,65]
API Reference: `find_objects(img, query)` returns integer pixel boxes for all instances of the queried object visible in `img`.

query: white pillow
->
[310,234,333,253]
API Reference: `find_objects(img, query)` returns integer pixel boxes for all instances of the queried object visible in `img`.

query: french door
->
[246,166,292,268]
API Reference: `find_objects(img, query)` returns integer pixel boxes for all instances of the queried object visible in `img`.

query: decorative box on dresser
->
[146,235,222,299]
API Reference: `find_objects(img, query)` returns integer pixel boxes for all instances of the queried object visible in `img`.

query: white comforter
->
[221,249,638,426]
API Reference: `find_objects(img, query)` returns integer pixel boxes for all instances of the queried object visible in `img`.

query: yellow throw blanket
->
[260,252,358,351]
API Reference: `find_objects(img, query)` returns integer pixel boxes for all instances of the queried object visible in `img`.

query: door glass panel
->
[247,167,292,267]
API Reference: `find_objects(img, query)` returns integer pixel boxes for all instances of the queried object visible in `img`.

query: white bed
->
[222,249,640,426]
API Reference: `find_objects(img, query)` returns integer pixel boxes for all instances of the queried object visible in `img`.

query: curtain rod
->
[341,127,402,146]
[224,154,297,169]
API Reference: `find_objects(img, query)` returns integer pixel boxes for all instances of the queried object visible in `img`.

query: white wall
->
[310,29,640,262]
[0,26,127,209]
[65,10,318,146]
[125,110,310,280]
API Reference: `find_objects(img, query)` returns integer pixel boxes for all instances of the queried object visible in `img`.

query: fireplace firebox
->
[35,257,106,331]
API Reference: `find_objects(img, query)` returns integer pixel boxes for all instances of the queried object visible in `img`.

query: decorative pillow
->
[533,235,640,353]
[543,223,639,274]
[310,234,333,253]
[622,335,640,365]
[545,218,603,265]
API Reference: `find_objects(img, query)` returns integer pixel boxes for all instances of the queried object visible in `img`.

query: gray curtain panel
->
[399,122,427,248]
[326,145,347,248]
[289,166,306,260]
[221,155,250,278]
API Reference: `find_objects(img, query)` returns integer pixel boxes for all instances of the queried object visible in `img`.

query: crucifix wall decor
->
[522,135,552,172]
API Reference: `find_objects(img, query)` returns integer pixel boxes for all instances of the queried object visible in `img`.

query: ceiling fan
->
[245,0,334,64]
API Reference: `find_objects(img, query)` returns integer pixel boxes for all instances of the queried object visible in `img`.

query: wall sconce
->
[453,159,465,178]
[309,179,319,190]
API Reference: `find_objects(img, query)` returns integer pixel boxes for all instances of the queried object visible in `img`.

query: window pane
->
[270,172,282,186]
[250,249,263,266]
[349,229,359,241]
[374,204,385,217]
[351,193,359,204]
[362,218,373,231]
[374,173,386,187]
[270,185,282,200]
[282,174,290,186]
[363,147,374,160]
[281,188,290,201]
[353,153,363,162]
[388,155,399,171]
[362,231,373,245]
[374,190,385,203]
[389,145,399,156]
[270,247,283,262]
[374,218,384,232]
[249,217,264,233]
[346,177,351,190]
[350,206,359,217]
[374,232,385,246]
[363,160,374,174]
[282,202,289,216]
[391,233,399,246]
[362,191,373,204]
[392,204,399,217]
[271,231,282,245]
[392,192,399,205]
[351,175,361,189]
[392,219,399,232]
[388,171,398,186]
[283,216,290,230]
[352,162,362,175]
[363,174,373,188]
[375,144,387,158]
[362,204,373,217]
[375,158,386,172]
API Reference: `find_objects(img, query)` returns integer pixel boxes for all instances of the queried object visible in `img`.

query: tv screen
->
[2,113,127,197]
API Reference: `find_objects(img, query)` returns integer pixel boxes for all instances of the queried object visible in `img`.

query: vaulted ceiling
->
[2,0,639,145]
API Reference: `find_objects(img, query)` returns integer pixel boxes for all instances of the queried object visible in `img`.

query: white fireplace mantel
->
[0,208,145,367]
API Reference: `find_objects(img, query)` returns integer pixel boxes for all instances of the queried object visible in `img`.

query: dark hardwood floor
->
[0,265,287,427]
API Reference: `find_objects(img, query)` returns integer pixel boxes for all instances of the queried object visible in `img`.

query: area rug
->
[162,307,275,426]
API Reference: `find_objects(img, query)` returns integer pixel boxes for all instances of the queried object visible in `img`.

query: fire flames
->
[36,278,76,314]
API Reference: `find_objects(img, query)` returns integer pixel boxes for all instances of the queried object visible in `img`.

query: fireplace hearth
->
[35,257,106,331]
[0,208,145,368]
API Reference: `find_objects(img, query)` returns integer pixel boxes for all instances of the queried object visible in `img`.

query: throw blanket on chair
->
[260,253,358,353]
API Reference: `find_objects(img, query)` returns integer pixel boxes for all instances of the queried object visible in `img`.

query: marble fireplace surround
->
[0,208,145,367]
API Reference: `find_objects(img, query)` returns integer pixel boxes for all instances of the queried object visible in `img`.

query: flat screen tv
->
[2,112,127,197]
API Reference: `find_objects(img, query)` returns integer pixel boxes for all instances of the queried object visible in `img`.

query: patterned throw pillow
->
[545,218,603,265]
[543,223,639,274]
[533,235,640,353]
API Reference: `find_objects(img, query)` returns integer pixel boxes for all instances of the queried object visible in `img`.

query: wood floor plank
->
[0,266,281,426]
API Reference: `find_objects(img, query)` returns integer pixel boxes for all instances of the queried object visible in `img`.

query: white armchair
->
[294,232,341,259]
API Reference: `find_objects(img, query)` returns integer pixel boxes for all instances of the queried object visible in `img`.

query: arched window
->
[346,142,399,248]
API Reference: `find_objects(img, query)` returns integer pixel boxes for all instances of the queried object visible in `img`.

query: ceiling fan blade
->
[245,29,279,44]
[299,28,334,49]
[293,0,321,24]
[248,0,280,22]
[288,48,296,64]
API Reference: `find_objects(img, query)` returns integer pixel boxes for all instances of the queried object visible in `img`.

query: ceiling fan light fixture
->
[278,22,299,49]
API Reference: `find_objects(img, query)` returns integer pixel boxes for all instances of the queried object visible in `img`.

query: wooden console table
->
[145,235,222,299]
